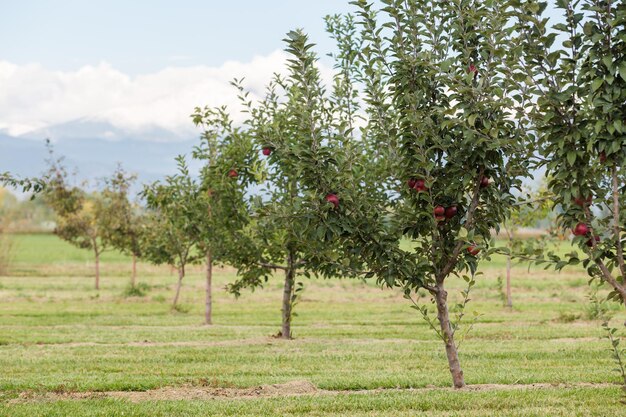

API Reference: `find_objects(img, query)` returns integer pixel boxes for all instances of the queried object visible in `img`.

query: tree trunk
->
[434,283,465,389]
[131,254,137,287]
[94,249,100,290]
[281,251,296,340]
[505,229,513,308]
[172,266,184,308]
[205,250,213,325]
[506,255,512,308]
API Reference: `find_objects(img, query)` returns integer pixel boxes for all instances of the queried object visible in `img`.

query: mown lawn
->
[0,233,624,416]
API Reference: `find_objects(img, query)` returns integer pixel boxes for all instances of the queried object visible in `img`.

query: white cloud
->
[0,50,334,140]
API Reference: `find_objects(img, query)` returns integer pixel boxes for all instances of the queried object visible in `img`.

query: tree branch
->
[584,205,626,303]
[437,169,484,283]
[258,262,287,271]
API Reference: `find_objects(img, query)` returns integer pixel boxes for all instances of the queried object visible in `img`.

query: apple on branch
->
[434,205,446,222]
[445,205,458,219]
[467,245,481,256]
[573,223,589,237]
[325,193,339,209]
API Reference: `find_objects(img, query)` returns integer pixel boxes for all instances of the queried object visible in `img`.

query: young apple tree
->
[222,30,364,340]
[514,0,626,393]
[290,1,533,388]
[100,166,145,288]
[191,106,255,325]
[501,184,553,308]
[142,157,204,309]
[43,146,109,290]
[516,0,626,305]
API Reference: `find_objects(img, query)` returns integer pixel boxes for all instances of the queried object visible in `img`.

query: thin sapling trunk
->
[131,253,137,287]
[281,251,296,339]
[505,226,513,308]
[434,281,465,389]
[94,245,100,291]
[172,265,185,308]
[205,250,213,325]
[506,254,513,308]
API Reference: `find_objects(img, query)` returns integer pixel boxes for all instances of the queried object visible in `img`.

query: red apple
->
[586,236,600,247]
[434,205,446,221]
[573,222,589,236]
[599,151,607,163]
[228,169,238,178]
[414,179,427,192]
[445,205,458,219]
[480,176,490,188]
[467,245,480,256]
[408,178,418,189]
[325,193,339,209]
[573,195,592,207]
[469,64,477,74]
[262,147,272,156]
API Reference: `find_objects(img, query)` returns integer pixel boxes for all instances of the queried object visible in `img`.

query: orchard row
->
[6,1,625,390]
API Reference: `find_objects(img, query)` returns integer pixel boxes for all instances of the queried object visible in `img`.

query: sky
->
[0,0,352,74]
[0,1,565,140]
[0,0,356,139]
[0,0,563,187]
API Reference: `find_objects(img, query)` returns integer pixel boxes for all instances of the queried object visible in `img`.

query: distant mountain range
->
[0,119,204,195]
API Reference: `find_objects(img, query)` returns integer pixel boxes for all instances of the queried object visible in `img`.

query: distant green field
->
[0,233,624,416]
[10,233,131,265]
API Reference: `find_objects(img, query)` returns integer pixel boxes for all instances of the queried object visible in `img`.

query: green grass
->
[2,387,623,417]
[0,233,624,416]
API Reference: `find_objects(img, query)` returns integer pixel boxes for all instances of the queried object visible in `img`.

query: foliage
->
[276,1,534,387]
[100,166,144,261]
[514,0,626,305]
[190,105,255,264]
[0,187,55,233]
[141,157,204,272]
[42,142,109,289]
[603,321,626,403]
[121,282,151,298]
[217,27,371,339]
[0,173,46,196]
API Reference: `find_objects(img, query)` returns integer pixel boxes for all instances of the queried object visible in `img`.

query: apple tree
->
[190,105,255,325]
[100,166,145,288]
[515,0,626,305]
[222,31,365,340]
[514,0,626,393]
[501,183,553,308]
[142,157,204,309]
[288,1,534,388]
[43,145,109,290]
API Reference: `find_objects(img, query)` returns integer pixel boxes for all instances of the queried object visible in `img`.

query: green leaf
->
[567,151,577,166]
[591,78,603,92]
[618,62,626,81]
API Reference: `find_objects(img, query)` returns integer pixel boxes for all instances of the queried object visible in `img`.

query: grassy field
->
[0,233,625,416]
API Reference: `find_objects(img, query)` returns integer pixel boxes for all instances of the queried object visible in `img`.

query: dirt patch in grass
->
[111,379,319,401]
[8,382,618,404]
[23,337,276,348]
[548,337,599,343]
[10,380,319,403]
